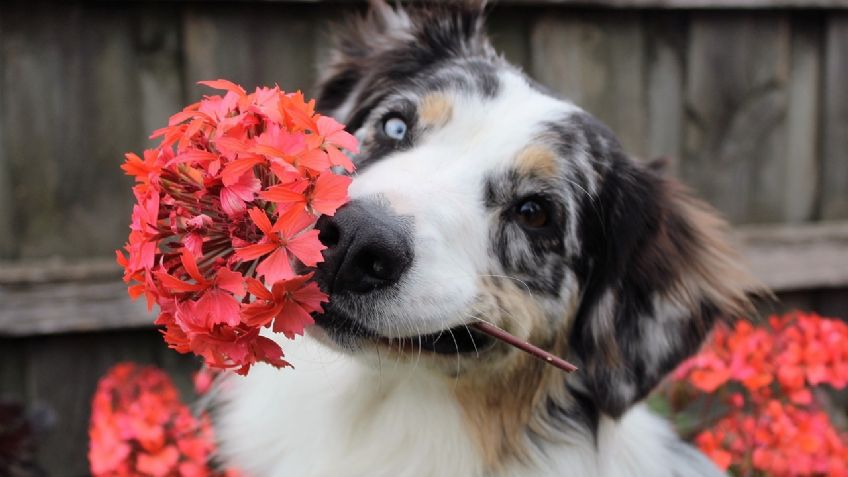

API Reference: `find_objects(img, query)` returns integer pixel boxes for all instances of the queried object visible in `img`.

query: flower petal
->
[195,289,242,327]
[286,229,325,267]
[273,300,314,339]
[215,268,245,297]
[310,172,352,216]
[247,207,274,237]
[198,79,247,97]
[256,247,294,284]
[234,242,278,262]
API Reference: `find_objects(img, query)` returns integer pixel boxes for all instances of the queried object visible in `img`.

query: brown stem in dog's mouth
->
[471,322,578,374]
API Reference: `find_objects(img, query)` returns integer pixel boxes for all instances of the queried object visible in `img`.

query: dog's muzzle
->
[314,199,413,295]
[311,200,491,354]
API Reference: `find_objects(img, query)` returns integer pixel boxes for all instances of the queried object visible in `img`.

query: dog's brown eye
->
[515,199,548,229]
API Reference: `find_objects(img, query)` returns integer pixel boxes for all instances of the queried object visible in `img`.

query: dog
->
[212,2,762,476]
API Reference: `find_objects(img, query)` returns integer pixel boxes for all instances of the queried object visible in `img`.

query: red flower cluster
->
[116,80,357,374]
[697,401,848,475]
[88,363,239,477]
[671,312,848,476]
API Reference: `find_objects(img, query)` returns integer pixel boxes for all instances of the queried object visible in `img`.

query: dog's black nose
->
[315,200,413,294]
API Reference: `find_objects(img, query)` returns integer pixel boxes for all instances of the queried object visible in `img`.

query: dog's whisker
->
[461,322,481,359]
[416,334,424,375]
[398,314,425,382]
[444,326,462,386]
[375,341,385,388]
[476,273,535,298]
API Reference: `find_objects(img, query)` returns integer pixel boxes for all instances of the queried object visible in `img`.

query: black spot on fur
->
[485,169,568,295]
[316,68,361,120]
[547,384,600,441]
[316,1,500,123]
[562,117,729,417]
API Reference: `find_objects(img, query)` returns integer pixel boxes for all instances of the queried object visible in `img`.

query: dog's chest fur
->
[215,338,480,476]
[213,338,704,477]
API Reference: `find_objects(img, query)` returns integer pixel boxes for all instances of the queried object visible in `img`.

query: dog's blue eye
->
[383,117,408,140]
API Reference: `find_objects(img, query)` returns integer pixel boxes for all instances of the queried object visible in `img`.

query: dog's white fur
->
[215,336,706,477]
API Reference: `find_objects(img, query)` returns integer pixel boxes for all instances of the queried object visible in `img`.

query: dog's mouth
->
[314,308,493,354]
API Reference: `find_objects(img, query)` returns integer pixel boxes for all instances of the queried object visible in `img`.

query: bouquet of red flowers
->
[117,80,357,375]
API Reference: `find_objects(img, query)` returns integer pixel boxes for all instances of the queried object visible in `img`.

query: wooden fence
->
[0,1,847,475]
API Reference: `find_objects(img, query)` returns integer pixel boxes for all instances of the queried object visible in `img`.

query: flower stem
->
[471,322,578,374]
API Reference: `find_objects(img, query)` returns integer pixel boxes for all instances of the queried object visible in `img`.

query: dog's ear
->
[315,0,491,123]
[315,1,412,120]
[568,115,765,418]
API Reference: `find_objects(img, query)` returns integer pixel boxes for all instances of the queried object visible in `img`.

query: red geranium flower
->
[668,312,848,476]
[88,363,238,477]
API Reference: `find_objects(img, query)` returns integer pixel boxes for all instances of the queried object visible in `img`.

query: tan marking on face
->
[515,144,559,178]
[419,93,454,127]
[453,277,577,472]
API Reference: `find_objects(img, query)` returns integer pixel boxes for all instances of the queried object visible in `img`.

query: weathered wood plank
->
[0,339,26,399]
[155,340,203,399]
[645,13,686,173]
[0,3,77,260]
[137,6,187,148]
[783,17,821,223]
[0,4,155,260]
[0,3,12,260]
[821,13,848,220]
[814,288,848,322]
[683,13,791,224]
[529,11,690,166]
[0,258,150,338]
[488,6,534,71]
[0,257,117,283]
[531,11,649,157]
[0,280,151,337]
[183,3,328,100]
[735,221,848,291]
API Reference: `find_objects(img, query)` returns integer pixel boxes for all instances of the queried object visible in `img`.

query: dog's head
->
[309,0,762,420]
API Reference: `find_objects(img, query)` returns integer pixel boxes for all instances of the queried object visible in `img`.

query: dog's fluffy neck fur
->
[214,337,716,477]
